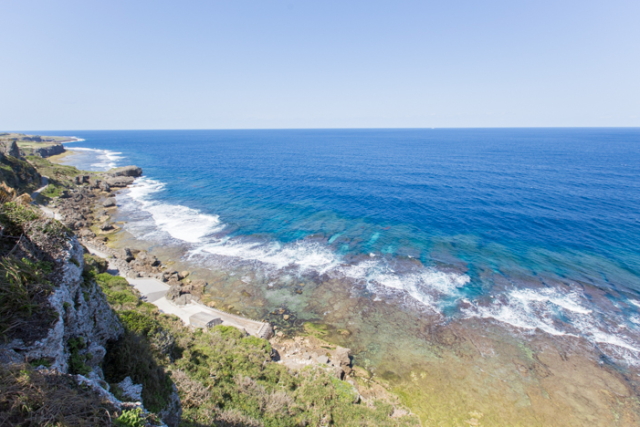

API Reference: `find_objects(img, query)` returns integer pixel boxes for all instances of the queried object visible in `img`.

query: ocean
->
[52,128,640,369]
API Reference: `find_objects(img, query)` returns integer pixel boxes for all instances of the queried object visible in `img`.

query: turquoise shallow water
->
[51,128,640,365]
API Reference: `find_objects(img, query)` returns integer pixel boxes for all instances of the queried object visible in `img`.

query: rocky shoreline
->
[43,159,371,382]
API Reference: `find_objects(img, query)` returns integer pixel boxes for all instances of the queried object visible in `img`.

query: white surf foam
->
[191,237,470,313]
[122,177,223,243]
[67,147,123,170]
[339,259,469,310]
[195,239,341,274]
[463,286,640,365]
[60,137,85,144]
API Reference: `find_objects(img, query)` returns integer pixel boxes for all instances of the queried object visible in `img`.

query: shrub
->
[114,408,146,427]
[68,336,91,376]
[0,202,40,235]
[88,252,418,426]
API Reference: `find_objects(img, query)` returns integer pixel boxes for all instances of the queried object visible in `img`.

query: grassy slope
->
[92,266,419,427]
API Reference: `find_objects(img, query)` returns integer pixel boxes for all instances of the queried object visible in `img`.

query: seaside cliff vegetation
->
[0,145,418,426]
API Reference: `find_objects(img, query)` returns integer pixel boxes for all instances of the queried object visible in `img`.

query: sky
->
[1,0,639,130]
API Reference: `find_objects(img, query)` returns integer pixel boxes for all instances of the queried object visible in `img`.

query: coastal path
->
[85,245,272,338]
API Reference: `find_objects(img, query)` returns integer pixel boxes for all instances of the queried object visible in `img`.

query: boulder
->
[166,285,181,301]
[106,176,135,188]
[103,197,117,208]
[333,346,352,375]
[189,279,207,298]
[78,229,96,238]
[119,248,135,262]
[109,165,143,178]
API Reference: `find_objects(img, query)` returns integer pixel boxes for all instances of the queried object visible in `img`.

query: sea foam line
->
[67,147,123,171]
[123,177,224,243]
[118,176,640,367]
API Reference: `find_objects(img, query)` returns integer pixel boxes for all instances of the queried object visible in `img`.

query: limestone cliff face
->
[30,143,65,158]
[0,236,123,373]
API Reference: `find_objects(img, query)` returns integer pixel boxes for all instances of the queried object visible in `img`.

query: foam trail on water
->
[191,237,470,313]
[463,286,640,366]
[123,178,223,243]
[67,147,123,170]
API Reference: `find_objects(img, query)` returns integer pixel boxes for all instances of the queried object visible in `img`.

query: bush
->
[0,202,40,235]
[114,408,146,427]
[89,253,418,426]
[83,254,108,274]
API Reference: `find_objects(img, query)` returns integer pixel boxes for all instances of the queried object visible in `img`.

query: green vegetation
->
[68,337,92,376]
[26,156,81,202]
[83,254,108,274]
[303,322,330,337]
[40,183,64,198]
[0,201,40,235]
[114,408,147,427]
[88,261,418,426]
[0,153,41,195]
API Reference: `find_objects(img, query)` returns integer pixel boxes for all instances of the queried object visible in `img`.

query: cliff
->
[0,154,418,427]
[1,133,68,158]
[0,201,178,426]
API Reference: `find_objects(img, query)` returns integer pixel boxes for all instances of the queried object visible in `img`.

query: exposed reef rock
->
[106,176,135,187]
[109,165,143,178]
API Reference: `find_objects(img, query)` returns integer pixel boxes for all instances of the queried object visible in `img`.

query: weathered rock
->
[317,355,329,364]
[30,143,65,158]
[189,279,206,298]
[106,176,135,187]
[78,229,96,238]
[178,271,190,280]
[166,285,181,301]
[99,222,114,231]
[333,346,352,375]
[120,248,135,262]
[0,237,123,373]
[109,165,143,178]
[0,140,22,157]
[103,197,117,208]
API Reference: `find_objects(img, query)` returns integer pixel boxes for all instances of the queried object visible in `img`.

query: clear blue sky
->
[1,0,639,130]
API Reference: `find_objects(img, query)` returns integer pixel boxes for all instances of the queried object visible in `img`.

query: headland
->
[0,141,417,426]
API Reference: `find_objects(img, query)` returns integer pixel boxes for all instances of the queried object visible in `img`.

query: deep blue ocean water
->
[49,128,640,364]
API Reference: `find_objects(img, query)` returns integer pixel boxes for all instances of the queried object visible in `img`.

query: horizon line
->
[7,126,640,133]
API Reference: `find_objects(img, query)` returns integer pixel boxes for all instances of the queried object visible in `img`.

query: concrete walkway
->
[84,244,272,338]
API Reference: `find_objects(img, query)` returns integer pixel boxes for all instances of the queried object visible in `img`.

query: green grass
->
[40,183,64,198]
[114,408,147,427]
[0,154,42,195]
[87,259,419,426]
[26,156,84,195]
[0,201,40,235]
